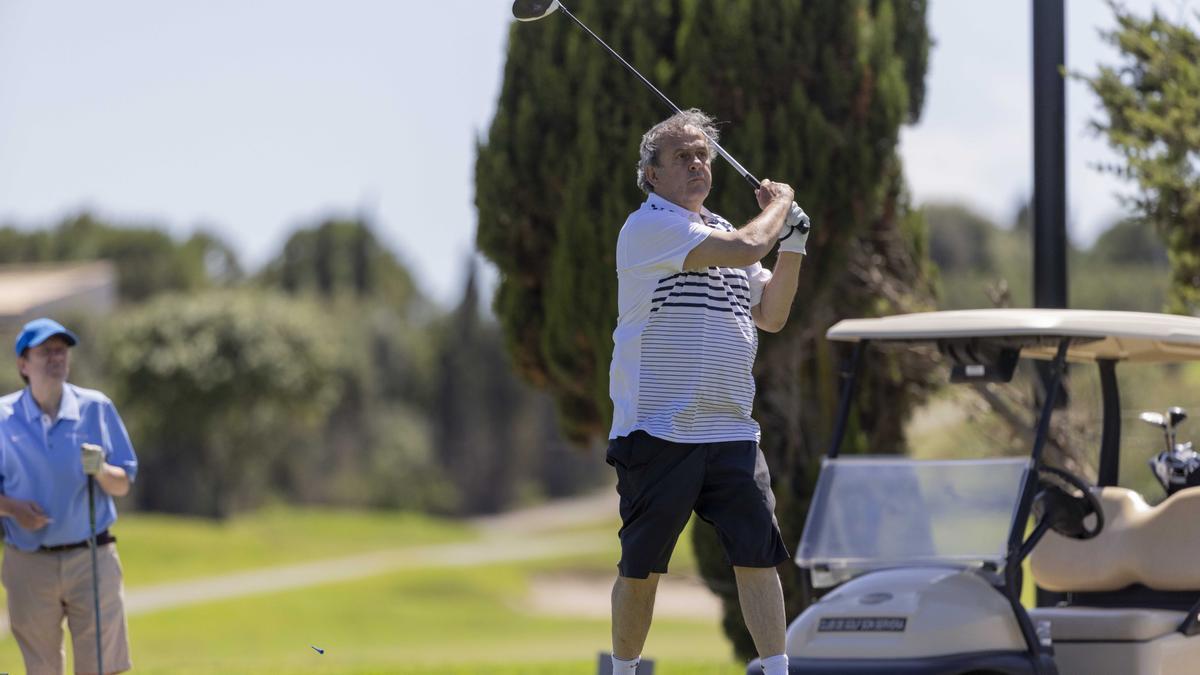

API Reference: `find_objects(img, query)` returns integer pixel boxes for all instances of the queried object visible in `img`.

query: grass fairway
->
[0,507,745,673]
[114,507,476,586]
[110,565,741,673]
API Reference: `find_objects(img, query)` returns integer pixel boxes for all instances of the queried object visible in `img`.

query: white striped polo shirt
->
[609,193,772,443]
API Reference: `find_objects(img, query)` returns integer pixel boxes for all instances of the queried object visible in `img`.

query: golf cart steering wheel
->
[1033,466,1105,540]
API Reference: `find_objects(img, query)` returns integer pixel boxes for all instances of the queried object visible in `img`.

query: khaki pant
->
[2,543,131,675]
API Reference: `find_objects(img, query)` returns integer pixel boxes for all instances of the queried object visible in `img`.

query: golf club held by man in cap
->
[0,317,138,674]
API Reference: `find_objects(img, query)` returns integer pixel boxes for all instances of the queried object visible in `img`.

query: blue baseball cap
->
[14,318,79,357]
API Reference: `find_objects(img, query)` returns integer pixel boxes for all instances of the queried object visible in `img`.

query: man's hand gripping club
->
[81,443,105,476]
[753,180,811,255]
[777,203,810,255]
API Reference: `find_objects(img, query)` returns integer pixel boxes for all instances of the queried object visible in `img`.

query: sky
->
[0,0,1195,308]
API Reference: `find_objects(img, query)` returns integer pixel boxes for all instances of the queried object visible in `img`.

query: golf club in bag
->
[83,444,104,675]
[512,0,810,237]
[1143,408,1200,495]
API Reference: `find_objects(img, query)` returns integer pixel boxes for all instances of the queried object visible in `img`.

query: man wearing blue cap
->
[0,317,137,674]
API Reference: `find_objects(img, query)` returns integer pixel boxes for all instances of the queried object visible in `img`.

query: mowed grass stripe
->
[115,507,478,587]
[121,530,613,615]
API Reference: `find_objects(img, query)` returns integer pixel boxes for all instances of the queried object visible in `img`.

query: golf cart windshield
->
[796,457,1031,571]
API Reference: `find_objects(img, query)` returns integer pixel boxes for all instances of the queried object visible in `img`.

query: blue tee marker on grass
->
[310,645,325,655]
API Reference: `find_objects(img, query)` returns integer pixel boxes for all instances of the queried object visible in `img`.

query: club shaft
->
[557,3,761,191]
[88,477,103,675]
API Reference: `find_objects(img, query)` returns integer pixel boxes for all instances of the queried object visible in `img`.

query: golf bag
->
[1149,442,1200,496]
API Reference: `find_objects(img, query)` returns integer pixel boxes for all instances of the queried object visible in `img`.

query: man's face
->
[18,336,71,387]
[645,126,713,212]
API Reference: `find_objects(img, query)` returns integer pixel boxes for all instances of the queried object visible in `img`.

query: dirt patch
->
[524,572,723,620]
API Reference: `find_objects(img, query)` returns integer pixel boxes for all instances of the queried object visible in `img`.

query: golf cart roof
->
[827,309,1200,363]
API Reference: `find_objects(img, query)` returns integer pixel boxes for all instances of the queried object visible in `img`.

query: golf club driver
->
[82,443,104,675]
[512,0,810,236]
[1140,411,1172,453]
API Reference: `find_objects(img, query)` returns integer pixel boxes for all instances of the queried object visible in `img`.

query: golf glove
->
[80,443,104,476]
[777,202,811,255]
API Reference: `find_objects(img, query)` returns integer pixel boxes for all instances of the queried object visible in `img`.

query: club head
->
[1141,411,1167,428]
[1169,406,1188,428]
[513,0,561,22]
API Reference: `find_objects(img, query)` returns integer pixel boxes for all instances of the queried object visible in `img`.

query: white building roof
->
[0,261,116,324]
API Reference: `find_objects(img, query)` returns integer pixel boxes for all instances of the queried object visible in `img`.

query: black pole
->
[826,341,866,459]
[1096,359,1122,486]
[1033,0,1068,309]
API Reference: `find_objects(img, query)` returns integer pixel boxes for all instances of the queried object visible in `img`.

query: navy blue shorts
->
[606,430,790,579]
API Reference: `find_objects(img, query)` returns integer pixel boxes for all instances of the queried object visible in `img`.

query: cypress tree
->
[476,0,935,658]
[1076,5,1200,313]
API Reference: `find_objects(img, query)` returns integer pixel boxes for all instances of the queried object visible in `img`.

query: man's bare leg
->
[734,565,786,657]
[611,573,660,660]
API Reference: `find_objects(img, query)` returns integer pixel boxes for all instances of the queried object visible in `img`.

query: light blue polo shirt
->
[0,384,138,552]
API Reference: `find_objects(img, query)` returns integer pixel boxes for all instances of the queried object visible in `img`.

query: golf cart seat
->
[1032,485,1200,592]
[1028,486,1200,643]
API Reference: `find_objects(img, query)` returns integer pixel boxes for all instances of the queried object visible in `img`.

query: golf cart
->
[749,309,1200,675]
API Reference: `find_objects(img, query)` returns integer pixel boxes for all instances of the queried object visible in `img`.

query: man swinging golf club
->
[606,110,808,675]
[0,318,137,674]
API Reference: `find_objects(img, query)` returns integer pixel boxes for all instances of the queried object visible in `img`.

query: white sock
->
[611,653,640,674]
[761,653,789,675]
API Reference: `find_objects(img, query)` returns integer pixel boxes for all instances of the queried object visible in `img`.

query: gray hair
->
[636,109,719,194]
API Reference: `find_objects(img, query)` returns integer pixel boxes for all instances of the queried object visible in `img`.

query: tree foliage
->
[255,220,597,515]
[477,0,934,657]
[258,218,421,312]
[0,212,241,301]
[1078,3,1200,312]
[433,265,605,515]
[259,218,453,511]
[1090,217,1168,266]
[924,202,997,273]
[0,204,605,518]
[103,291,338,518]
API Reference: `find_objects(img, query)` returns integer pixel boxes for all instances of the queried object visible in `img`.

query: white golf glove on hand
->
[777,202,811,255]
[80,443,105,476]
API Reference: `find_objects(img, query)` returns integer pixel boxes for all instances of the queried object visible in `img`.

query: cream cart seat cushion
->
[1031,486,1200,592]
